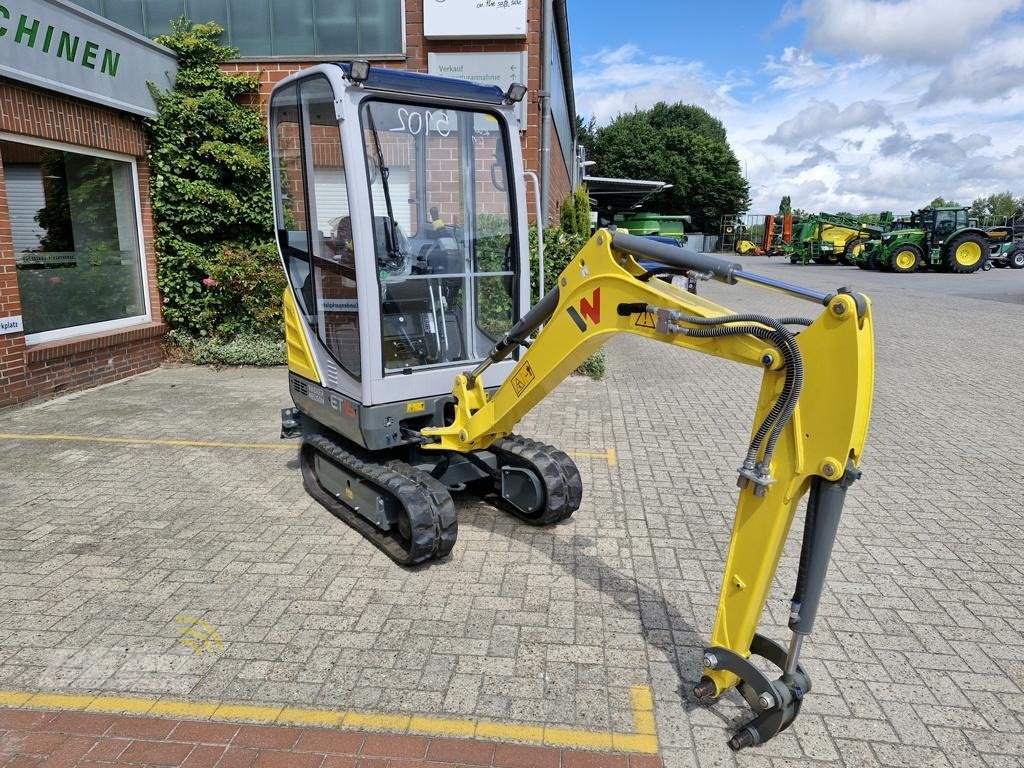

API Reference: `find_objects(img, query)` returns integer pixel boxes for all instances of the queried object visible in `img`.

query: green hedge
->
[147,19,282,343]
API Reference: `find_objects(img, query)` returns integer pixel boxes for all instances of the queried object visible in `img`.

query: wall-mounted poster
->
[423,0,527,39]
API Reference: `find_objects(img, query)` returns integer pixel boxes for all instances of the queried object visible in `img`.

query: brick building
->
[0,0,576,408]
[77,0,578,222]
[0,0,178,408]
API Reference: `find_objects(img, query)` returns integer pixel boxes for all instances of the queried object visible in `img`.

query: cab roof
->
[335,62,508,105]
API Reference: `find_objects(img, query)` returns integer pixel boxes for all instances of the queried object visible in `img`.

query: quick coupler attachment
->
[694,634,811,751]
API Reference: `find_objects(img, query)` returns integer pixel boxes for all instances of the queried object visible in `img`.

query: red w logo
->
[567,287,601,331]
[580,288,601,324]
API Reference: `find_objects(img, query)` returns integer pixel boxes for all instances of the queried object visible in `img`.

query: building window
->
[2,139,149,341]
[71,0,404,57]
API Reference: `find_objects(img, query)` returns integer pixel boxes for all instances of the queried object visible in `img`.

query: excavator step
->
[300,433,457,565]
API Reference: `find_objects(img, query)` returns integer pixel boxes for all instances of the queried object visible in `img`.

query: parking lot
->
[1,254,1022,768]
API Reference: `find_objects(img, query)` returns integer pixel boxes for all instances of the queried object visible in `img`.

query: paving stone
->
[1,259,1023,766]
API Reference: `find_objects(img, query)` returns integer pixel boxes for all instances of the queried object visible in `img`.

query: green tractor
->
[865,206,990,274]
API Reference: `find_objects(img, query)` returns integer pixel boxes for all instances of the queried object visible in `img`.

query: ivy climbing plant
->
[147,18,284,339]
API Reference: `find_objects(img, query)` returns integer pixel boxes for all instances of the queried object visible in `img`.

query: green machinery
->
[983,219,1024,269]
[858,206,990,273]
[616,212,689,243]
[788,213,884,266]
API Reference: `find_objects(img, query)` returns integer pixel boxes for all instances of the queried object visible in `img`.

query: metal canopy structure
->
[583,175,671,227]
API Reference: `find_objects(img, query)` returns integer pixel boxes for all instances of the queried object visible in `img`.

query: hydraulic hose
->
[674,323,797,469]
[665,312,805,471]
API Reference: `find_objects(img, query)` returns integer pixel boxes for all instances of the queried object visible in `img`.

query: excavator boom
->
[423,229,874,750]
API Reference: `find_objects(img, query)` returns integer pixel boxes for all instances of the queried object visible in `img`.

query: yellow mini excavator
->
[270,62,874,751]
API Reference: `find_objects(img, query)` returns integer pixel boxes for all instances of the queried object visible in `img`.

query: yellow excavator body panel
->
[283,288,320,384]
[268,58,876,750]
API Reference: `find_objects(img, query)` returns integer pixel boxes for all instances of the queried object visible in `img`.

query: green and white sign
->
[0,0,176,117]
[428,52,528,128]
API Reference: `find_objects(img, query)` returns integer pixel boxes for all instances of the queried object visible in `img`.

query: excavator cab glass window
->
[270,75,362,378]
[359,100,517,375]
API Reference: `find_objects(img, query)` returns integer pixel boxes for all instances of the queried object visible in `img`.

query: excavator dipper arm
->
[422,229,874,750]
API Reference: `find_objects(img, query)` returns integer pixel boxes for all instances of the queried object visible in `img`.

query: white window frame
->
[1,132,153,346]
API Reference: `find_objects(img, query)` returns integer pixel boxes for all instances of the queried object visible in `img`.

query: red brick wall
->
[222,0,572,225]
[0,80,165,409]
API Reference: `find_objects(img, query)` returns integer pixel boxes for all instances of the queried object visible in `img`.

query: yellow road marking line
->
[0,433,293,450]
[0,686,659,755]
[408,715,476,737]
[26,693,94,710]
[566,448,617,465]
[630,684,657,738]
[0,433,620,465]
[87,695,155,715]
[149,700,218,719]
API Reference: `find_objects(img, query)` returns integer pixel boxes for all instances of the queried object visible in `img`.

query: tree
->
[558,184,593,238]
[778,195,792,216]
[968,191,1018,224]
[576,114,596,160]
[589,103,749,231]
[147,18,283,338]
[928,196,960,208]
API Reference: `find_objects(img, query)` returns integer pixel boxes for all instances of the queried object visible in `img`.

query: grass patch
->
[573,351,606,380]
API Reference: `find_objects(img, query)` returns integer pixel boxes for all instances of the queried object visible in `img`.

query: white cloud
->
[784,143,838,174]
[794,0,1024,63]
[919,23,1024,104]
[764,47,877,91]
[573,45,733,125]
[572,3,1024,220]
[581,43,641,67]
[767,100,893,146]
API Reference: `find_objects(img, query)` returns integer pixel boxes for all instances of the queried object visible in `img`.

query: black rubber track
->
[482,434,583,525]
[510,435,584,512]
[300,433,457,565]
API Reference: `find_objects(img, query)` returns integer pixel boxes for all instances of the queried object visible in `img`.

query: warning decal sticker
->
[511,361,536,397]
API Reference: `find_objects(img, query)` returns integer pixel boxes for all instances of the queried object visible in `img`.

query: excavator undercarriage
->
[289,412,581,565]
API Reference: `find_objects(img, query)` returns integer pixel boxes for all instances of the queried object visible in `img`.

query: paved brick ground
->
[0,255,1022,768]
[0,708,659,767]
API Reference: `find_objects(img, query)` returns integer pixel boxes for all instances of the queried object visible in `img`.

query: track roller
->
[300,433,457,565]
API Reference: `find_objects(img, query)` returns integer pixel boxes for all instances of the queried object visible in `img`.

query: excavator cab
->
[271,63,876,752]
[271,63,574,567]
[271,63,529,438]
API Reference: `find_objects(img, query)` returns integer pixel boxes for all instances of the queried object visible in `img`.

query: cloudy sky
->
[567,0,1024,217]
